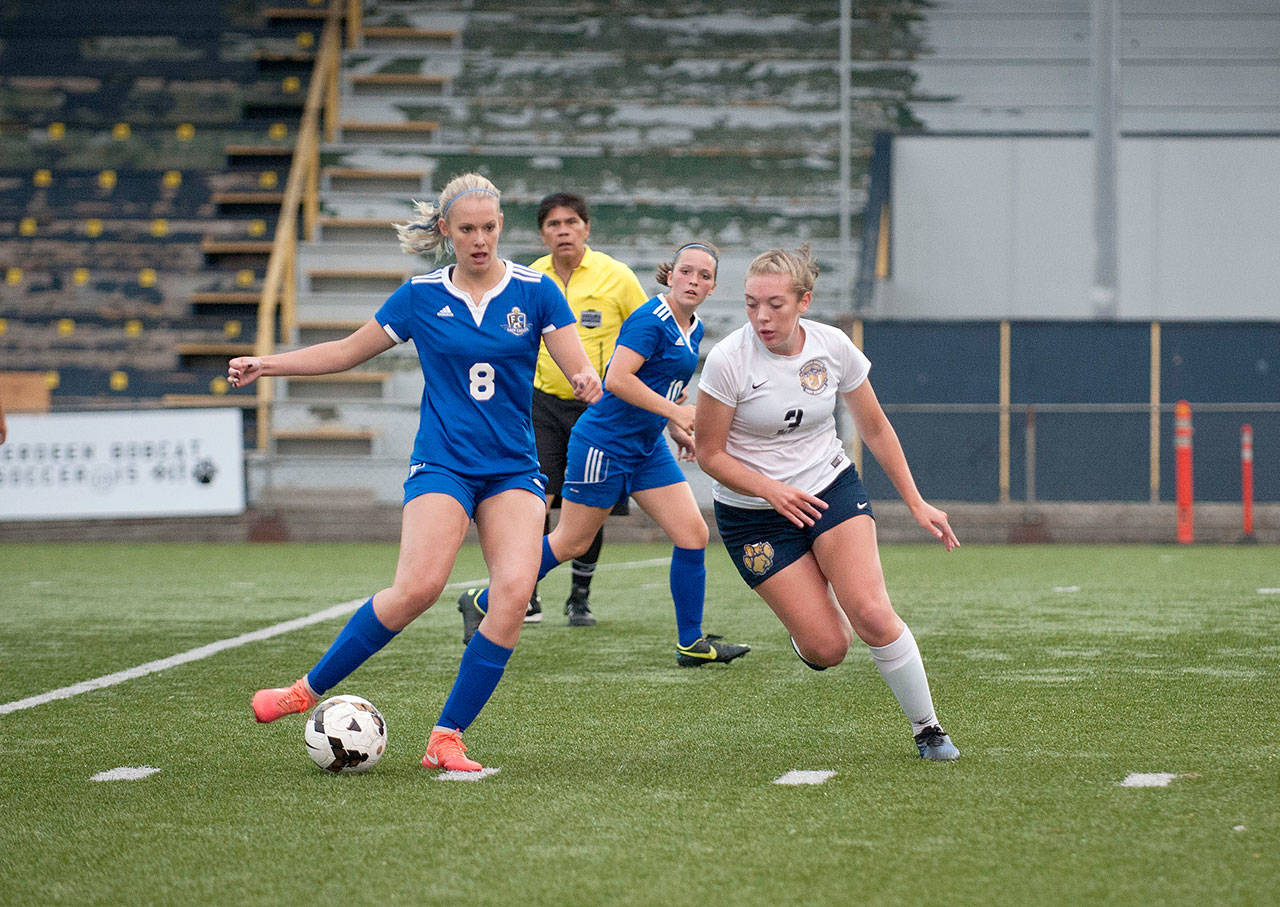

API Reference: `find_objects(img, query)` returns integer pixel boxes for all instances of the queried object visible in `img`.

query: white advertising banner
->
[0,409,246,520]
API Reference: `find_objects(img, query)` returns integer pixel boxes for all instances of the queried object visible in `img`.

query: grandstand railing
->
[252,0,359,450]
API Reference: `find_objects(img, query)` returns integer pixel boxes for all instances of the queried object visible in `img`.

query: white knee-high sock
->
[868,624,939,734]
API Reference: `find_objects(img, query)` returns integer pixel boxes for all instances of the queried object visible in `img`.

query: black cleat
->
[676,634,750,667]
[565,591,596,627]
[524,592,543,624]
[457,588,485,644]
[914,725,960,761]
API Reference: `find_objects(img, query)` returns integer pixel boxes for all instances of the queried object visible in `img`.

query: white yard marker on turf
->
[773,770,836,786]
[0,557,675,717]
[1119,772,1178,787]
[1258,588,1280,595]
[1053,586,1081,593]
[436,767,501,782]
[91,766,160,782]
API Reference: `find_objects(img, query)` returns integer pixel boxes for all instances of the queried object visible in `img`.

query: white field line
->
[91,766,161,782]
[1,557,672,717]
[774,770,836,785]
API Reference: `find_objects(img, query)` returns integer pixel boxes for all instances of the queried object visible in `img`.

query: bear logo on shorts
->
[742,541,775,576]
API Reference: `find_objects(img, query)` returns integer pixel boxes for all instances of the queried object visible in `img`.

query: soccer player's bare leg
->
[812,515,959,759]
[426,488,546,772]
[753,553,854,668]
[377,492,473,629]
[809,515,902,647]
[251,494,470,724]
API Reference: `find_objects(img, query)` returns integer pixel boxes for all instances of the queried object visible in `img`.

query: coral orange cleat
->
[251,677,318,723]
[422,727,482,772]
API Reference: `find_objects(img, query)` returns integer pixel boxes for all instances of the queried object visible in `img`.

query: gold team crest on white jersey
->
[798,358,829,395]
[742,541,775,576]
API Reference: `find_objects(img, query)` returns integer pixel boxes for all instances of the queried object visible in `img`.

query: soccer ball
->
[304,695,387,774]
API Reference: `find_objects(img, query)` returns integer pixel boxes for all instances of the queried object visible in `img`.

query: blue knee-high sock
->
[670,546,706,647]
[306,598,398,695]
[436,630,513,731]
[475,537,563,612]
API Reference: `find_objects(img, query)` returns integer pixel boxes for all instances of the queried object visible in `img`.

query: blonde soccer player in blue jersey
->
[229,173,602,772]
[694,245,962,761]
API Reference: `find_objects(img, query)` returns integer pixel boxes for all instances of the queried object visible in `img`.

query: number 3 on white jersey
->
[469,362,495,400]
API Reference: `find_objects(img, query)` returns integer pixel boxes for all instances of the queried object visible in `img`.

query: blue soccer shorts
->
[560,435,686,509]
[713,466,874,588]
[402,462,547,518]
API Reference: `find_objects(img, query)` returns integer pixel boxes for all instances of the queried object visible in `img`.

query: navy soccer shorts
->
[714,466,874,588]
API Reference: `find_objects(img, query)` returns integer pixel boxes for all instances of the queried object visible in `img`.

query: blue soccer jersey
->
[571,295,703,458]
[376,260,576,477]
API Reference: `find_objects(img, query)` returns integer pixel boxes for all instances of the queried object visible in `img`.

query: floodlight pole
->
[1090,0,1120,317]
[839,0,853,310]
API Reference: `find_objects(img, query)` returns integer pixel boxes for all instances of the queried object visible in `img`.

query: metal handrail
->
[251,0,350,450]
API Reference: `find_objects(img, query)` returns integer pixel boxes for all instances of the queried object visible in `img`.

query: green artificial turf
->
[0,542,1276,904]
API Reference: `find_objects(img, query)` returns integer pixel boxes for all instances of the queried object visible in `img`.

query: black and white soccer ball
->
[304,695,387,774]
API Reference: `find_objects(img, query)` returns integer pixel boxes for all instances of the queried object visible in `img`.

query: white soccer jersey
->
[697,319,870,508]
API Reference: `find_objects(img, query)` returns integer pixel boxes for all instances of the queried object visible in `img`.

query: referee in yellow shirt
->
[528,192,648,626]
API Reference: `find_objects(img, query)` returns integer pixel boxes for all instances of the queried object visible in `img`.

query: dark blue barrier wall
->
[862,321,1001,403]
[1011,322,1150,500]
[859,322,1000,500]
[1162,324,1279,502]
[853,319,1277,502]
[1159,412,1280,503]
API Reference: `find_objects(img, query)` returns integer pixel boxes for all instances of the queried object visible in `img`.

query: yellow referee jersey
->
[531,246,649,400]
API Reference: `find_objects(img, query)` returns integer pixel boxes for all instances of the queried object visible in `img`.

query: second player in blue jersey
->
[459,241,752,667]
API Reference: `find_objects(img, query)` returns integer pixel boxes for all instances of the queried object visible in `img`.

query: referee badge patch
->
[798,358,829,395]
[742,541,775,576]
[579,309,603,329]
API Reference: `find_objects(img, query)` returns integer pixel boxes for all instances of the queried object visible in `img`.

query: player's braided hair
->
[655,240,720,286]
[746,244,819,298]
[395,172,501,259]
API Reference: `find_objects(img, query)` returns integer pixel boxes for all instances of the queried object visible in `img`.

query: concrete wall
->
[885,135,1280,320]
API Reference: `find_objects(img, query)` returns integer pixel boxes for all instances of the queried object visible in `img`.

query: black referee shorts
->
[531,387,630,514]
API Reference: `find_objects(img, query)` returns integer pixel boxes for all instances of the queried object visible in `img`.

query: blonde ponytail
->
[394,172,501,259]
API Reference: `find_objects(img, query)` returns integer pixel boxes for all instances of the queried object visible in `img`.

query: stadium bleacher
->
[0,0,331,430]
[236,0,925,488]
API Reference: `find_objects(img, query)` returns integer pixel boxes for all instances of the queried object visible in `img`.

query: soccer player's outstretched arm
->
[227,318,395,388]
[843,381,958,550]
[542,325,602,403]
